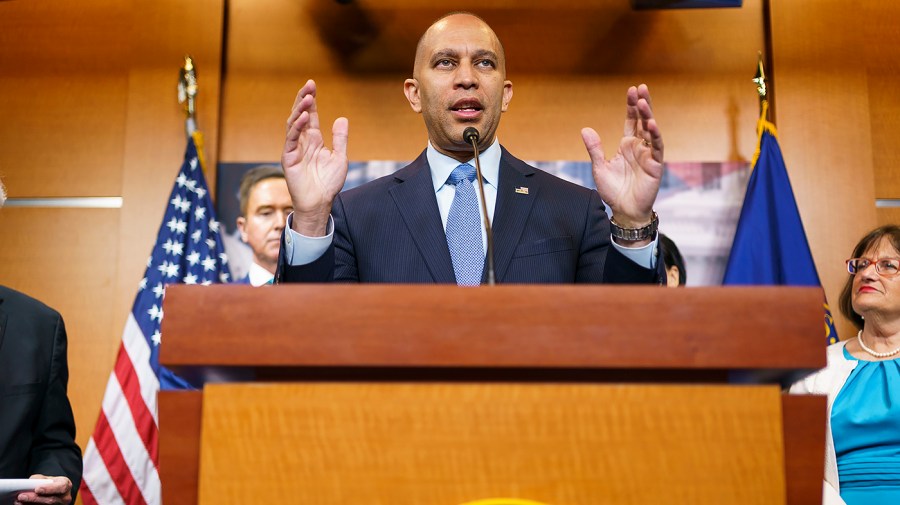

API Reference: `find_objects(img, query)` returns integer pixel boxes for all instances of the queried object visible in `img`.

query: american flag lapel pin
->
[515,186,529,195]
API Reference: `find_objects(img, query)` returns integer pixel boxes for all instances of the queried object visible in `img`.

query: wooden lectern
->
[159,285,827,505]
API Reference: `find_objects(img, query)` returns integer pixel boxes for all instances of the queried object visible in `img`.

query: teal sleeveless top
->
[831,346,900,505]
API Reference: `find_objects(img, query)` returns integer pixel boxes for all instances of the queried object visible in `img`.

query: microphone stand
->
[464,128,496,286]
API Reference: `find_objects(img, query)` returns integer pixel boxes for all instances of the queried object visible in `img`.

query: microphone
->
[463,127,496,286]
[464,127,479,145]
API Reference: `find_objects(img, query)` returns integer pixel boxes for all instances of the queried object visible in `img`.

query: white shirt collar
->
[427,139,501,193]
[247,261,275,287]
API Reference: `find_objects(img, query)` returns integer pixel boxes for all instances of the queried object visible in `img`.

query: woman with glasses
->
[791,225,900,505]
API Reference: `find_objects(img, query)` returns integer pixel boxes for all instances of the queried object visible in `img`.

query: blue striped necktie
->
[445,163,484,286]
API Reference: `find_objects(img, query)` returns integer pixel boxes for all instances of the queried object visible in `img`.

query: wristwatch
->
[610,211,658,242]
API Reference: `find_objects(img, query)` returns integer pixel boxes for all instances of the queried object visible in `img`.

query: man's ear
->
[236,217,248,243]
[404,79,422,113]
[501,80,513,112]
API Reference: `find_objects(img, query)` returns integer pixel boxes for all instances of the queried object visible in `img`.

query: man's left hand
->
[15,475,72,505]
[582,84,664,244]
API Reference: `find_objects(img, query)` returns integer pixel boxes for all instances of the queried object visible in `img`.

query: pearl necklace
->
[856,330,900,358]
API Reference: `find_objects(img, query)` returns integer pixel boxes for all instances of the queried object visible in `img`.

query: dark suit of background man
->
[1,180,81,505]
[277,12,666,284]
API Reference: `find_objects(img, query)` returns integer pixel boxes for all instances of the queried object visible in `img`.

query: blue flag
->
[723,115,839,344]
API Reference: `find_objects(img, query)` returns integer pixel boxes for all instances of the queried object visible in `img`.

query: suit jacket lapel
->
[491,148,538,282]
[389,152,457,283]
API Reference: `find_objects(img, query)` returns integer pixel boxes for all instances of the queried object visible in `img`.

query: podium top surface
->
[159,284,825,383]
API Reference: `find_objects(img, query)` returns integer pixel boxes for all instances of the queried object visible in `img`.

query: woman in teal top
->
[832,345,900,505]
[791,225,900,505]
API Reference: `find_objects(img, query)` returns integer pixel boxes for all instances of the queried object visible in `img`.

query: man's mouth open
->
[451,99,483,120]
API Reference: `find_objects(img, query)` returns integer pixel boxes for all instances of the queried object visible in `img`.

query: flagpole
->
[724,54,840,345]
[752,52,769,123]
[177,55,207,172]
[751,54,778,168]
[80,57,232,505]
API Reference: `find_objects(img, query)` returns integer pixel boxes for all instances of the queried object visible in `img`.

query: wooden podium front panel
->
[161,285,825,372]
[198,384,787,505]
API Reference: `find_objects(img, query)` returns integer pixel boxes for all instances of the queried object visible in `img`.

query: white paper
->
[0,479,54,505]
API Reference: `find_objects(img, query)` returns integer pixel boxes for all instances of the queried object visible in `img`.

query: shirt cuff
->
[610,234,658,269]
[284,212,334,266]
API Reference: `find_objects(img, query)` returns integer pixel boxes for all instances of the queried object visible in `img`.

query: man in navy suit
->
[277,12,665,284]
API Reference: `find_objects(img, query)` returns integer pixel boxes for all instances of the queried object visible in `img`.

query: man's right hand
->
[283,79,349,237]
[15,475,72,505]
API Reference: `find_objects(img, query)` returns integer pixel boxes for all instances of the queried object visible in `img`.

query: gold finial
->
[752,52,766,100]
[178,55,198,135]
[750,52,776,166]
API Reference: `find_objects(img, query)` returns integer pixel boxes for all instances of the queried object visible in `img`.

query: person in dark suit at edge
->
[0,178,81,505]
[276,12,666,285]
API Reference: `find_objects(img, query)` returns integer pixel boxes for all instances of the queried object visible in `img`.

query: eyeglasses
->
[846,257,900,277]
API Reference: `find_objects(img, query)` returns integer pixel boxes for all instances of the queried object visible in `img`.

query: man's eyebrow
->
[430,49,460,63]
[472,49,499,61]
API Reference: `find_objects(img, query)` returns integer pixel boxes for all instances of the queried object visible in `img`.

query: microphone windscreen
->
[463,127,480,144]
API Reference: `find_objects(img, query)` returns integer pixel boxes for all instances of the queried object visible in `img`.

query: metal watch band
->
[609,211,659,241]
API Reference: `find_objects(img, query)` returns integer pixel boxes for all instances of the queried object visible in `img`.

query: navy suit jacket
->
[0,285,81,496]
[277,147,661,284]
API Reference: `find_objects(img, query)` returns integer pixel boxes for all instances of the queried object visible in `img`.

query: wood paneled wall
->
[1,1,897,498]
[767,0,888,338]
[221,0,765,163]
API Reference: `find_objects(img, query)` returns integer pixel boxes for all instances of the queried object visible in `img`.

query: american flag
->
[80,132,230,505]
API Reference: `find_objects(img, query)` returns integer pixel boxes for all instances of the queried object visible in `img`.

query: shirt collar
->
[247,261,275,287]
[427,138,501,193]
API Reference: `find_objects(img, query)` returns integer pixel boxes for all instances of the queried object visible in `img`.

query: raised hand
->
[282,79,349,237]
[581,84,664,233]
